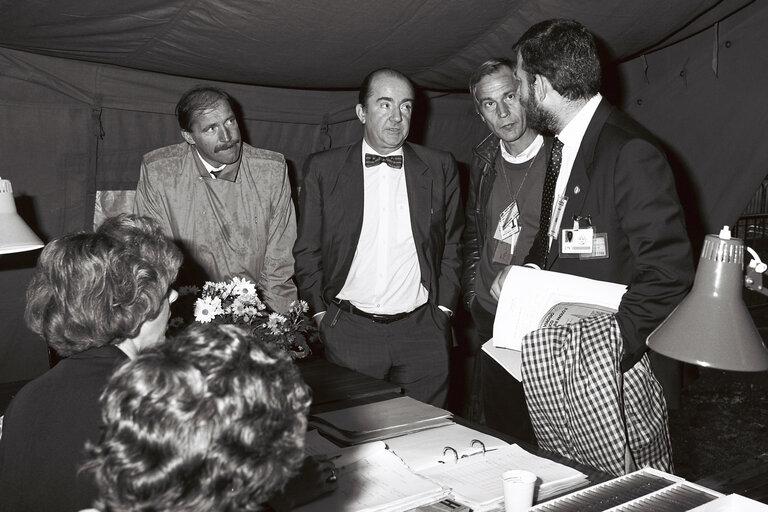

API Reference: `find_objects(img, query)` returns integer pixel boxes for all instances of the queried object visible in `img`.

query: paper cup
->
[502,469,537,512]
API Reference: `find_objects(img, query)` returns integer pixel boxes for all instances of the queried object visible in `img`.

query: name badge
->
[495,201,520,241]
[561,218,593,254]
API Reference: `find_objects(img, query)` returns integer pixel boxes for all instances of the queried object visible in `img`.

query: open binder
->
[385,423,509,472]
[417,444,589,511]
[385,424,588,511]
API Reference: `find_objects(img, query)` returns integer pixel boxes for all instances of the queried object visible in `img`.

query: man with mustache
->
[134,86,297,313]
[293,69,462,407]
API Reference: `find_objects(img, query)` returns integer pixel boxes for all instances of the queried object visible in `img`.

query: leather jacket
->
[461,133,500,309]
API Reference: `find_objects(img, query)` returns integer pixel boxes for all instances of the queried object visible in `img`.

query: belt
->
[333,299,424,324]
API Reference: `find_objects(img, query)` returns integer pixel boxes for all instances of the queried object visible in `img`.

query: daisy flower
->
[231,276,257,297]
[194,296,223,323]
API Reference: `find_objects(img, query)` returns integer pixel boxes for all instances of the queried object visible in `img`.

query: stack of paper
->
[309,396,453,445]
[293,441,450,512]
[493,266,626,351]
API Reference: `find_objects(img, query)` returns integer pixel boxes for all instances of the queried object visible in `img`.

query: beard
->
[522,83,560,136]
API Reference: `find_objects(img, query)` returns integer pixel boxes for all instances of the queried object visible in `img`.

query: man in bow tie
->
[293,68,463,407]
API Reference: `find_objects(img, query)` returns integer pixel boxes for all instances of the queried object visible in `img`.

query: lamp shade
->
[0,178,44,255]
[647,229,768,371]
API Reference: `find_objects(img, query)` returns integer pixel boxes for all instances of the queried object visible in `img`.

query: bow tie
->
[365,153,403,169]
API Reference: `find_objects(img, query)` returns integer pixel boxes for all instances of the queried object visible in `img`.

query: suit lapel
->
[402,143,431,248]
[338,141,365,238]
[547,99,611,268]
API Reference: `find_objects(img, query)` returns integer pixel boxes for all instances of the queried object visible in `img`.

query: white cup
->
[502,469,537,512]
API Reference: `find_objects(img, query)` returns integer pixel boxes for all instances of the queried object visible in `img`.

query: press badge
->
[495,201,520,241]
[561,218,594,254]
[493,202,519,265]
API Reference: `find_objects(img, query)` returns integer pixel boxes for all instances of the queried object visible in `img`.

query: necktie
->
[525,137,563,268]
[365,153,403,169]
[210,170,222,179]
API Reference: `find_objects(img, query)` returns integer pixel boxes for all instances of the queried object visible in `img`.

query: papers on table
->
[294,441,450,512]
[309,396,453,445]
[305,393,589,512]
[419,444,588,511]
[493,266,626,350]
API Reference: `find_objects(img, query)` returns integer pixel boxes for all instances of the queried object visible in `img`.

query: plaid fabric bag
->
[521,313,672,476]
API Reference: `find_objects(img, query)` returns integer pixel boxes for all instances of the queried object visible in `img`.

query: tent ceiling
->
[0,0,754,91]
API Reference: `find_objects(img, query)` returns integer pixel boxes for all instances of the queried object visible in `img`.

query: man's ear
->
[355,104,366,124]
[181,130,195,145]
[533,74,550,101]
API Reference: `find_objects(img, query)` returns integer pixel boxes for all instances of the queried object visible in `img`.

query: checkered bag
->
[521,313,672,476]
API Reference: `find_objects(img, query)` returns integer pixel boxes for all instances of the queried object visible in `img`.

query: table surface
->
[299,356,614,508]
[299,357,768,507]
[695,452,768,504]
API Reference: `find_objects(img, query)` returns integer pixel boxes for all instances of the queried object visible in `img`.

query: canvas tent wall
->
[1,1,767,382]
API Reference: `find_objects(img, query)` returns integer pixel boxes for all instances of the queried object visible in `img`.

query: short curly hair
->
[83,323,312,512]
[24,214,182,357]
[513,18,601,101]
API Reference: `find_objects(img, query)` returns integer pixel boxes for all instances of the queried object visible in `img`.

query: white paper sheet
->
[493,266,627,350]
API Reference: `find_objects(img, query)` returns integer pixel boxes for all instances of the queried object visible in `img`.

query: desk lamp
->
[0,177,44,254]
[647,226,768,371]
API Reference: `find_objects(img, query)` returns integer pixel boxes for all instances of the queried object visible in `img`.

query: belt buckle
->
[370,313,392,324]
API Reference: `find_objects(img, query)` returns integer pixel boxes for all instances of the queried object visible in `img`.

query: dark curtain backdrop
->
[2,1,767,382]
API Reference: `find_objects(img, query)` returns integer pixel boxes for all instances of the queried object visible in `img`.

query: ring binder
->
[441,440,489,464]
[471,439,487,455]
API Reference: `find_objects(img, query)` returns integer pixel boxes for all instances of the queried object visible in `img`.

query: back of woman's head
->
[84,323,312,512]
[24,214,182,357]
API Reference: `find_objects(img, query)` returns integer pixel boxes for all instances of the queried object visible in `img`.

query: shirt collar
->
[558,93,602,149]
[499,134,544,164]
[193,147,238,181]
[362,139,404,159]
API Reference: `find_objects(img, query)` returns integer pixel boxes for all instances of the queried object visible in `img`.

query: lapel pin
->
[573,185,581,195]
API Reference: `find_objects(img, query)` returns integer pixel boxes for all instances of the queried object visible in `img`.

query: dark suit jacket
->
[293,140,463,316]
[547,99,695,370]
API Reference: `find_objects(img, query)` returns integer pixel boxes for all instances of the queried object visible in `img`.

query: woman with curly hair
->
[0,214,183,512]
[81,323,337,512]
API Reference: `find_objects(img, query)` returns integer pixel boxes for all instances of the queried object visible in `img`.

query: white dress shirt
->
[547,93,603,245]
[336,140,429,314]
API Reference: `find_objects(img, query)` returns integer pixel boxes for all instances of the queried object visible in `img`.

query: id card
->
[495,201,520,241]
[561,227,594,254]
[580,232,609,259]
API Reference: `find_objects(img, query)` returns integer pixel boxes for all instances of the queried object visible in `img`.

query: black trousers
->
[320,301,451,407]
[470,299,536,445]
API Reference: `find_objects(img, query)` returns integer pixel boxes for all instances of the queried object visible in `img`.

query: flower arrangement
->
[189,277,315,359]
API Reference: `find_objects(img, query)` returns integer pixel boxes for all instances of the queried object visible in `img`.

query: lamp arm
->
[745,246,768,297]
